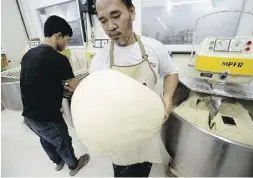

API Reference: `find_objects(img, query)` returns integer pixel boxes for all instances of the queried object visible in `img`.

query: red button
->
[247,41,252,45]
[245,47,250,51]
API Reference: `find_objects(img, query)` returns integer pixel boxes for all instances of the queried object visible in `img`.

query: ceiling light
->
[157,17,168,31]
[172,0,210,6]
[167,1,172,13]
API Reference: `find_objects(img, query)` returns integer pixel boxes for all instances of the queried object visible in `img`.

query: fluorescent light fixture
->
[166,0,210,13]
[167,1,172,12]
[157,17,168,31]
[172,0,210,6]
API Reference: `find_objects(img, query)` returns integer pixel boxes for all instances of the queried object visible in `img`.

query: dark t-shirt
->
[20,44,75,122]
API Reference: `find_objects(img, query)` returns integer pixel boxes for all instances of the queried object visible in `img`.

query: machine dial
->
[214,39,230,51]
[229,40,245,52]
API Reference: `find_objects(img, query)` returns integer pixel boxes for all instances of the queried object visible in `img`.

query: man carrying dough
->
[90,0,179,177]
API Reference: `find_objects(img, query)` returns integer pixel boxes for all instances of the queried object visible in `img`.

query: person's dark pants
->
[24,117,78,169]
[113,162,152,177]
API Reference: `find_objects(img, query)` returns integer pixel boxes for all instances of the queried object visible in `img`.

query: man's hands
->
[163,99,173,121]
[64,85,73,92]
[66,78,79,92]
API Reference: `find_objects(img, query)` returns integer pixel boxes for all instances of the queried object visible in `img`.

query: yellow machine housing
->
[1,54,9,71]
[194,36,253,84]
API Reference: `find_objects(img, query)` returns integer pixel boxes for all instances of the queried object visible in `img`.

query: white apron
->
[109,34,162,165]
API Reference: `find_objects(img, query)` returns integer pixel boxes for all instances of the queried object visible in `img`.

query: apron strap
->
[109,33,148,67]
[135,34,148,61]
[109,33,158,84]
[110,40,115,68]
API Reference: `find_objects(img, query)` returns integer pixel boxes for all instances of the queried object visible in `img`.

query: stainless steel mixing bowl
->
[1,77,23,111]
[161,84,253,177]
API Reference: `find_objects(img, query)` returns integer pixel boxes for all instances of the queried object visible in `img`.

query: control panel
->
[195,36,253,76]
[200,36,253,54]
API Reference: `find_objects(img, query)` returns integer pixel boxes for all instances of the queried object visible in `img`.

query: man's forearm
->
[66,78,79,92]
[163,73,179,103]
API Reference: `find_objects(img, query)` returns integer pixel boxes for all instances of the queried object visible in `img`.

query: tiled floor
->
[1,109,170,177]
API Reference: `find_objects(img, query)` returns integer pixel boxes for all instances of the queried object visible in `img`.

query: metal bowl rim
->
[1,81,20,85]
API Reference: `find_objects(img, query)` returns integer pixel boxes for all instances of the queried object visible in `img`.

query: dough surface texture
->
[71,70,164,164]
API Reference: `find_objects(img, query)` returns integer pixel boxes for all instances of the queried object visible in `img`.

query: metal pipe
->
[235,0,247,36]
[16,0,29,40]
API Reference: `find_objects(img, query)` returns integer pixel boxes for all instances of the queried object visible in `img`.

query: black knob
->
[220,72,228,80]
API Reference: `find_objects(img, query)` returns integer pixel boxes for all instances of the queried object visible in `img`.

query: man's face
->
[96,0,135,45]
[56,35,70,51]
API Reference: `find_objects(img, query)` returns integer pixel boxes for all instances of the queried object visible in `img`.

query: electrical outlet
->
[93,39,109,48]
[101,39,109,48]
[93,40,101,48]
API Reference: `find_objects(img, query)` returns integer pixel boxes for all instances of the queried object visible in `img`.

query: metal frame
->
[189,10,253,66]
[16,0,29,40]
[141,1,249,53]
[36,0,86,46]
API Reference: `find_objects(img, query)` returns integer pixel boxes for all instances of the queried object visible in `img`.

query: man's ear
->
[129,6,136,21]
[56,32,62,39]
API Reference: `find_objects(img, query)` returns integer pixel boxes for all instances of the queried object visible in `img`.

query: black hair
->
[44,15,73,37]
[94,0,133,9]
[121,0,133,9]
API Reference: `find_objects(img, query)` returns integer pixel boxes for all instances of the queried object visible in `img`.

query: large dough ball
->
[71,70,164,157]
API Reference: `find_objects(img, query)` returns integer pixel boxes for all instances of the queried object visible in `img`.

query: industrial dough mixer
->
[161,10,253,177]
[1,66,89,125]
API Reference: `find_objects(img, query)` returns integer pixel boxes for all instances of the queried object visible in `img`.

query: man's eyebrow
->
[98,16,105,21]
[110,10,121,15]
[98,10,121,21]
